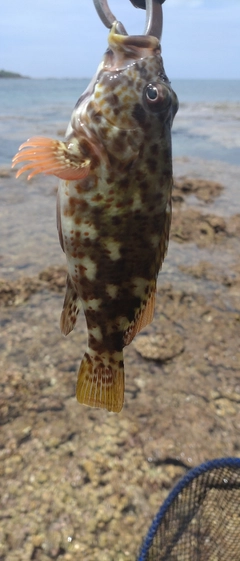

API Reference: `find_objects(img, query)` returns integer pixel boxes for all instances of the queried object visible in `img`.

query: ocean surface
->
[0,78,240,166]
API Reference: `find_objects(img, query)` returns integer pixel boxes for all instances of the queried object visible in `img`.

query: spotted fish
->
[12,22,178,413]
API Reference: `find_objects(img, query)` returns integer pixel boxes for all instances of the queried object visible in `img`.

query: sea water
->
[0,78,240,166]
[0,78,239,280]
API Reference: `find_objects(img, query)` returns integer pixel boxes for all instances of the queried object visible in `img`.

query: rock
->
[38,266,67,292]
[0,266,67,307]
[173,177,223,203]
[133,331,184,361]
[171,209,228,247]
[0,277,41,306]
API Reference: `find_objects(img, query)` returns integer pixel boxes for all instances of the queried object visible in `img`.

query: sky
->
[1,0,240,79]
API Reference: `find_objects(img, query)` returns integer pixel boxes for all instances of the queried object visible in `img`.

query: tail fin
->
[76,351,124,413]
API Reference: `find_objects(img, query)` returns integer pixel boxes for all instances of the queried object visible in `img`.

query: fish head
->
[83,23,178,162]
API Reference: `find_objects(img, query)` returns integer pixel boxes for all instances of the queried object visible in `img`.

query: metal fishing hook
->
[144,0,163,39]
[93,0,163,40]
[92,0,127,35]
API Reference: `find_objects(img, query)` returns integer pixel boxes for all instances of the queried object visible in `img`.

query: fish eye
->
[145,84,158,101]
[143,82,172,114]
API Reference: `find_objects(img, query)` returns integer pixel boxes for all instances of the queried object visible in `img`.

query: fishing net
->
[138,457,240,561]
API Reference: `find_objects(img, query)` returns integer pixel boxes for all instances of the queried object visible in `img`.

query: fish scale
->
[12,22,178,413]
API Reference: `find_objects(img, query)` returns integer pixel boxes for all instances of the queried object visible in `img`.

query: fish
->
[12,22,178,413]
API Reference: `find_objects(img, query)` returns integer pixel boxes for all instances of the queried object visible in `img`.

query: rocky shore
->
[0,168,239,560]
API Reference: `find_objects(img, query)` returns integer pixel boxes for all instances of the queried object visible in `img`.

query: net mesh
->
[138,458,240,561]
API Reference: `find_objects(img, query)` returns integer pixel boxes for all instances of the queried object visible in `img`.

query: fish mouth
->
[104,23,161,70]
[108,22,160,52]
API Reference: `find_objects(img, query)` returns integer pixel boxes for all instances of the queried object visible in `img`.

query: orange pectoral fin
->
[12,136,91,181]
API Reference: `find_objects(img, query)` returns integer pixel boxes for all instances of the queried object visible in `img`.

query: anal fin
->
[124,289,156,346]
[60,275,82,336]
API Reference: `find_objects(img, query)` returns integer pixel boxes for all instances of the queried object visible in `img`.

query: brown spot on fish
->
[117,178,128,189]
[79,265,87,275]
[74,216,81,225]
[111,215,122,226]
[150,143,159,155]
[105,93,119,107]
[98,126,109,141]
[132,103,146,126]
[82,238,92,248]
[64,205,75,218]
[111,137,125,153]
[113,107,120,117]
[89,110,102,124]
[147,158,157,174]
[90,154,101,170]
[91,193,103,202]
[135,170,145,182]
[139,180,148,190]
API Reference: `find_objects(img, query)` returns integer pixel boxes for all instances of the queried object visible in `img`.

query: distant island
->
[0,70,29,78]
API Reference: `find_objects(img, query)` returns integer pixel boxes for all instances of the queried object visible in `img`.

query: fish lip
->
[112,34,159,49]
[109,23,160,51]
